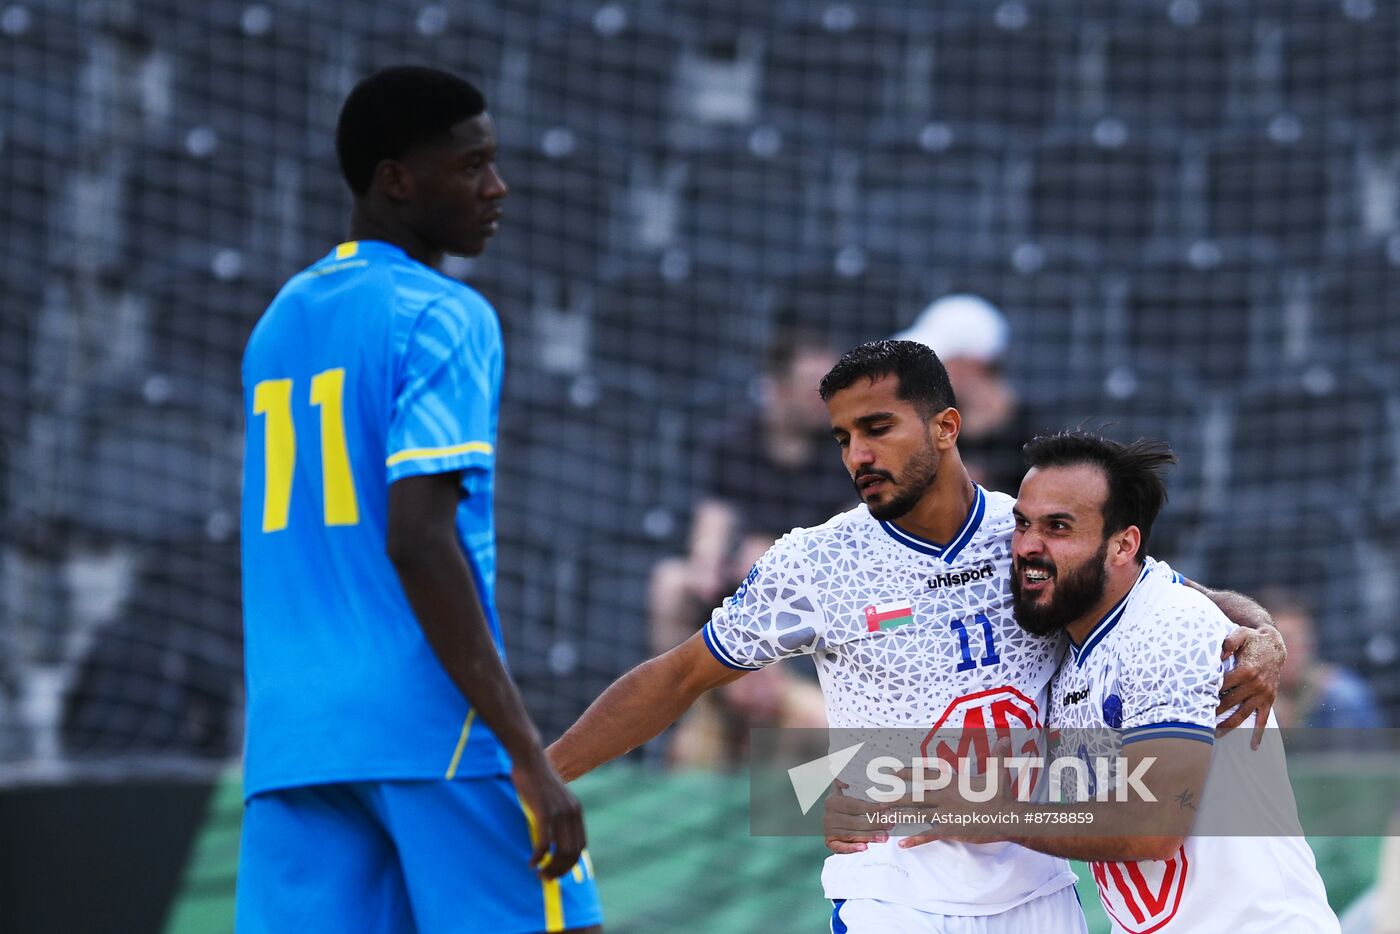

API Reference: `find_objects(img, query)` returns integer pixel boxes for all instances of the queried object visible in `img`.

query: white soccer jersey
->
[703,487,1174,915]
[1048,568,1339,934]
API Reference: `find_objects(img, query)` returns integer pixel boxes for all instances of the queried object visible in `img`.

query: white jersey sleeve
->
[1141,554,1183,586]
[701,530,828,671]
[1117,582,1227,747]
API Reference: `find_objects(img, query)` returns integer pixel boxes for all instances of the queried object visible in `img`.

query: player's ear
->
[1112,525,1142,565]
[371,158,415,203]
[932,406,961,449]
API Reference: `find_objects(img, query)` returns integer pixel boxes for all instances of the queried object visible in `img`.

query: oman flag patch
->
[864,602,915,633]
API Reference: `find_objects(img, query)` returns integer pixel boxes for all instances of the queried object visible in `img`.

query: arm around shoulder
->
[1184,578,1286,743]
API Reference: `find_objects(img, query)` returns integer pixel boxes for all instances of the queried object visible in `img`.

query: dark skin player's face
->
[397,112,508,260]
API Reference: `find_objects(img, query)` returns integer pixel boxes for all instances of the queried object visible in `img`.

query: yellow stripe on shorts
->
[517,797,566,932]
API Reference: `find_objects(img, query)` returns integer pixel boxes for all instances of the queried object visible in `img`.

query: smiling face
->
[1010,463,1120,636]
[825,374,944,521]
[398,112,508,258]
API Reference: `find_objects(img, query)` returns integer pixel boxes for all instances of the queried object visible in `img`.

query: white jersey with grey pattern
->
[1048,568,1338,933]
[702,486,1177,915]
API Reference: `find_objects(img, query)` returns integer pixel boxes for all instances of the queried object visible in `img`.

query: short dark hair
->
[336,66,487,196]
[818,339,957,417]
[1022,430,1176,561]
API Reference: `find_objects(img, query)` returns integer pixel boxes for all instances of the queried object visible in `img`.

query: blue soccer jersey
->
[241,240,510,797]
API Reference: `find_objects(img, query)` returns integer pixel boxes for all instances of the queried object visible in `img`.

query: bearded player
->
[548,340,1283,931]
[1001,431,1337,932]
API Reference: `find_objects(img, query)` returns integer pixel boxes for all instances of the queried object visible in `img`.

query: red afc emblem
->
[1092,846,1189,933]
[920,686,1043,799]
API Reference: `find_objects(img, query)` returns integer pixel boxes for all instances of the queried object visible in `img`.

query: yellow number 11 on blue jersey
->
[253,368,360,532]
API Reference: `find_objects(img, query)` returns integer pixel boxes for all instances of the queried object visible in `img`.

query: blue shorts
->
[236,776,603,933]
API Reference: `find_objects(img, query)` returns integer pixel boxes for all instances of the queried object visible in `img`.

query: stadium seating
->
[524,25,680,146]
[295,160,355,269]
[763,19,904,143]
[0,140,55,280]
[5,0,1400,812]
[848,134,1005,265]
[1205,129,1346,259]
[166,1,318,153]
[926,255,1091,399]
[0,2,83,158]
[0,277,35,449]
[6,6,1400,930]
[1280,3,1400,144]
[1119,260,1277,389]
[675,148,821,277]
[489,141,627,281]
[589,272,759,407]
[1025,356,1215,559]
[123,138,271,284]
[768,255,924,351]
[1225,363,1392,514]
[145,275,276,408]
[1098,10,1243,135]
[1313,242,1400,370]
[60,542,242,759]
[920,15,1069,134]
[506,400,681,538]
[1029,133,1172,261]
[77,398,240,547]
[1193,506,1376,670]
[351,4,505,95]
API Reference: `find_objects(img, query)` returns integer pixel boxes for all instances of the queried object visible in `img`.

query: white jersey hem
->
[823,862,1078,917]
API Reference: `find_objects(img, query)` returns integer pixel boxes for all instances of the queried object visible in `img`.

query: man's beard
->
[1011,540,1110,636]
[856,437,939,521]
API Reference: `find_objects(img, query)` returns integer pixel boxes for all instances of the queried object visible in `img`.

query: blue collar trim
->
[1071,564,1151,668]
[878,486,986,563]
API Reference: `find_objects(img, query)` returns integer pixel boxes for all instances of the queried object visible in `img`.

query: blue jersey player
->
[237,67,602,933]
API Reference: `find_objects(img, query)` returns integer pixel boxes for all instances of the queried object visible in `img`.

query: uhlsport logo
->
[926,562,996,590]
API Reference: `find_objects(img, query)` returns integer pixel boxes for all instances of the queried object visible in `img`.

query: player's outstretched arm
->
[1185,580,1286,747]
[387,472,583,879]
[548,632,746,782]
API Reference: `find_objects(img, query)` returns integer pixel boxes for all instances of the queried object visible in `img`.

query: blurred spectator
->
[1262,589,1384,730]
[896,293,1031,494]
[649,331,851,767]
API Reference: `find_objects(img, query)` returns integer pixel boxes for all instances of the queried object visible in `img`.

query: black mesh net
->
[0,0,1397,784]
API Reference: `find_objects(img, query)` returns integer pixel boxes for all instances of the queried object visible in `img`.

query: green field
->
[165,762,1385,933]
